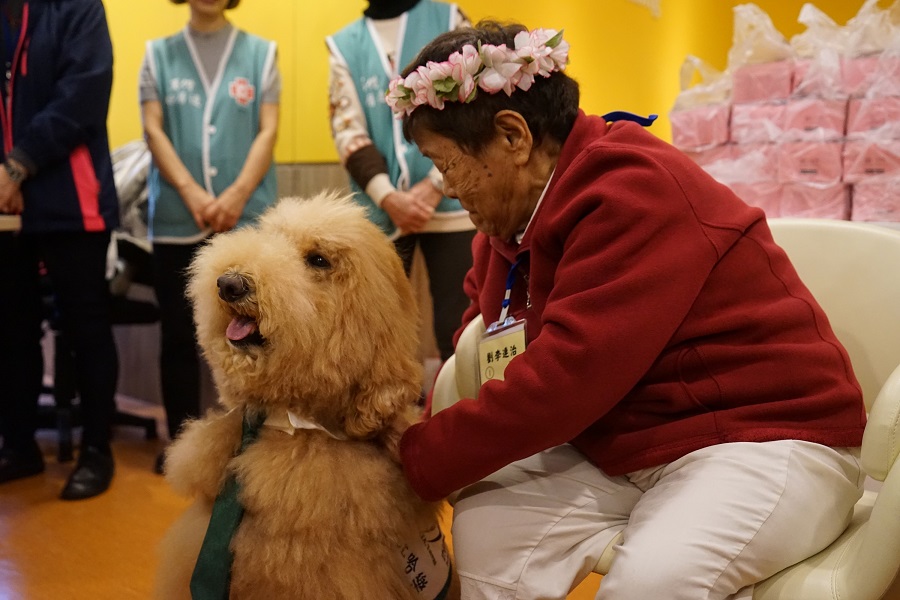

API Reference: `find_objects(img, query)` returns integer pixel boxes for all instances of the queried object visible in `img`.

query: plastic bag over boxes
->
[670,1,900,222]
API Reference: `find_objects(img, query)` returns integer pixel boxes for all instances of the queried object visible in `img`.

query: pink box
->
[776,142,843,185]
[732,61,794,104]
[730,142,778,178]
[729,181,782,217]
[781,98,847,141]
[842,54,900,98]
[683,143,735,167]
[841,55,881,97]
[851,178,900,221]
[781,183,850,219]
[846,97,900,138]
[701,143,776,185]
[670,104,731,151]
[730,102,786,144]
[793,58,845,99]
[842,140,900,182]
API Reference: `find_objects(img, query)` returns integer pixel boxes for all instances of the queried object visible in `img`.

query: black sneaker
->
[0,444,45,484]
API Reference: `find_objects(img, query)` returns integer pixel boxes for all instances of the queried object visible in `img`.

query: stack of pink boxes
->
[670,6,900,223]
[842,54,900,221]
[734,56,848,218]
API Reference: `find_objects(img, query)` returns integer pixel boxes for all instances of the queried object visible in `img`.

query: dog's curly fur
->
[154,194,459,600]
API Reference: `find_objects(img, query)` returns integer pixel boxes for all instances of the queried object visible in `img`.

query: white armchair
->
[752,218,900,600]
[431,218,900,599]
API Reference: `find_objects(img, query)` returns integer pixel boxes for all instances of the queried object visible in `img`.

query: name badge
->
[478,319,526,385]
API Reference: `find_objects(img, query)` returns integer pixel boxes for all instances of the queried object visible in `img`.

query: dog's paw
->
[165,409,243,498]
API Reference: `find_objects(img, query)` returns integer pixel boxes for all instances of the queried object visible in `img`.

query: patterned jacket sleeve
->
[327,6,470,204]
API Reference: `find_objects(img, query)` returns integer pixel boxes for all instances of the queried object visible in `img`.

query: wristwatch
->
[3,160,26,184]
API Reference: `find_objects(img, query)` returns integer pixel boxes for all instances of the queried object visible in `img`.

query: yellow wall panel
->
[104,0,889,163]
[105,1,187,153]
[104,0,364,163]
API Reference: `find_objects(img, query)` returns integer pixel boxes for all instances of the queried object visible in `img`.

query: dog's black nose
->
[217,273,250,302]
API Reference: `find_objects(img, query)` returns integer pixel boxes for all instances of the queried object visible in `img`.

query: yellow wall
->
[104,0,884,164]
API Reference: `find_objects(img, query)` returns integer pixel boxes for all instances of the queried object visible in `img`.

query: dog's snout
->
[217,273,250,302]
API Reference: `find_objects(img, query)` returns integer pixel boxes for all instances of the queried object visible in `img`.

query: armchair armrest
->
[431,315,486,415]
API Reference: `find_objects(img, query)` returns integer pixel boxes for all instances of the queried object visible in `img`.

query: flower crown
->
[385,28,569,118]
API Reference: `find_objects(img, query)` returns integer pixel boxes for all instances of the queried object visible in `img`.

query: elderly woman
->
[388,21,866,600]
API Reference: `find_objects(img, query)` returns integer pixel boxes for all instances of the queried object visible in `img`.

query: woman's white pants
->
[450,441,863,600]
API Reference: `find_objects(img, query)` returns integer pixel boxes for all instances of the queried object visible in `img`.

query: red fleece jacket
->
[400,111,866,502]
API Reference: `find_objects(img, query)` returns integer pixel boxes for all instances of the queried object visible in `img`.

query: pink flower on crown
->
[386,77,415,116]
[448,45,480,101]
[516,29,569,81]
[538,29,570,72]
[406,68,434,109]
[424,60,456,109]
[384,27,569,117]
[425,60,453,81]
[478,44,522,96]
[512,32,542,90]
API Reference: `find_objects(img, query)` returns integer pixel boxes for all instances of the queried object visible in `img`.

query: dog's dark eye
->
[306,253,331,269]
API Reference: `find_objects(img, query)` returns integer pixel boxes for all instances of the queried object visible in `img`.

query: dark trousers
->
[0,231,118,452]
[151,242,203,440]
[394,230,475,361]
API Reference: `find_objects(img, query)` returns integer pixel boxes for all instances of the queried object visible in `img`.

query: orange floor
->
[0,402,187,600]
[567,573,603,599]
[0,399,603,599]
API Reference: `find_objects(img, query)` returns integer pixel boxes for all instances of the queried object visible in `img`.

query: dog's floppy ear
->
[343,262,423,439]
[337,214,424,439]
[344,380,416,439]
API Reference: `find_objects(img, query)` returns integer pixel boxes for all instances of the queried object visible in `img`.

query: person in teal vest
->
[140,0,280,474]
[327,0,475,365]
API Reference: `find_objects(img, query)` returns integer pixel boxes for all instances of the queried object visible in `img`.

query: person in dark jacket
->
[0,0,120,500]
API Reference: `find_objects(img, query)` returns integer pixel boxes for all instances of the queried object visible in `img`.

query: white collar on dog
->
[264,410,348,441]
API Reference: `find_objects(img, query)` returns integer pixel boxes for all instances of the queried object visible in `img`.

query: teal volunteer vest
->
[328,1,465,238]
[147,27,277,242]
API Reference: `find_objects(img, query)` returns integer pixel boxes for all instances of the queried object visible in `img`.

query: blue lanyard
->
[490,258,521,332]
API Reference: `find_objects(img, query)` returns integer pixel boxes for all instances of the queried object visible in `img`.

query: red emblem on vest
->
[229,77,256,107]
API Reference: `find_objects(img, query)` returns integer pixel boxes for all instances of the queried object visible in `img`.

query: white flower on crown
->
[478,44,521,95]
[448,45,480,101]
[405,69,432,109]
[385,28,569,118]
[514,29,570,90]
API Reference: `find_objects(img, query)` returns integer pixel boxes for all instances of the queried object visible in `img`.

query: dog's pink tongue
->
[226,315,257,341]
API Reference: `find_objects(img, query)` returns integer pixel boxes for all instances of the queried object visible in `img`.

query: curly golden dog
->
[155,193,459,600]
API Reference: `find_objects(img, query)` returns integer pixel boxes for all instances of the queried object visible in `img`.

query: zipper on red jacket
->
[0,2,29,154]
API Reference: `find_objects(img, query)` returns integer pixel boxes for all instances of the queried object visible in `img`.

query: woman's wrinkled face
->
[414,127,532,240]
